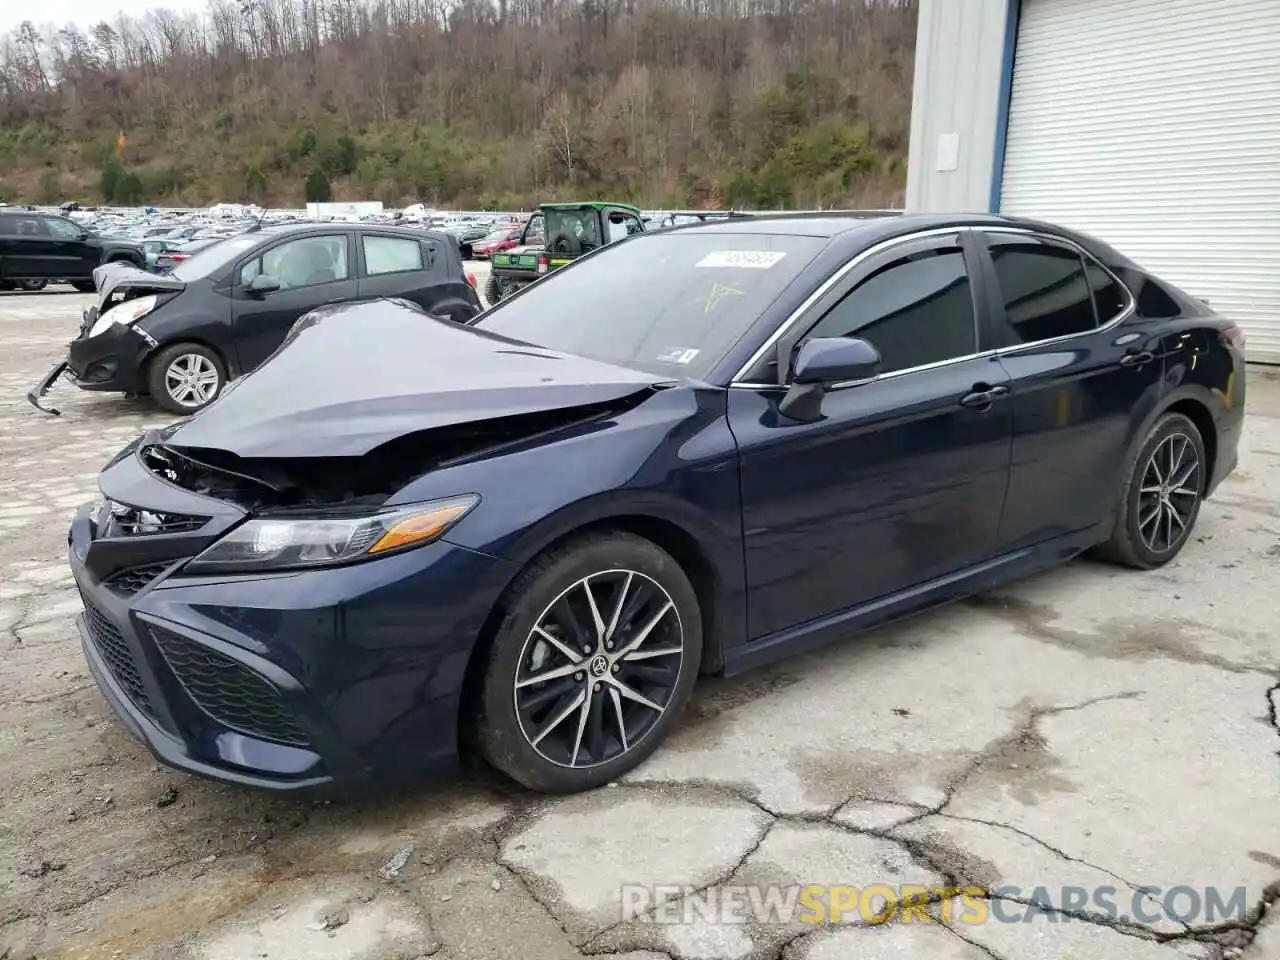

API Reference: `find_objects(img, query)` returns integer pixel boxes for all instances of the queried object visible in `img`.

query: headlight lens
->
[88,295,159,338]
[185,495,479,573]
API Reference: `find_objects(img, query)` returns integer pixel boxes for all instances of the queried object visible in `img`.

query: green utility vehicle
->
[485,201,645,305]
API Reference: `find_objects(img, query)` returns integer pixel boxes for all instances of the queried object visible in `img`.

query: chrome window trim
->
[729,224,1137,389]
[976,226,1137,358]
[728,226,970,385]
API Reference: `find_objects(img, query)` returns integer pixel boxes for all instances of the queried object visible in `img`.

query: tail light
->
[466,272,477,287]
[1221,324,1245,352]
[168,253,190,262]
[537,254,550,274]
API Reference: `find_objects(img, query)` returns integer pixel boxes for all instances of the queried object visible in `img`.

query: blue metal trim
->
[988,0,1022,213]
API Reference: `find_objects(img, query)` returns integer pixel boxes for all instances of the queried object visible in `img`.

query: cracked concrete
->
[1,289,1278,960]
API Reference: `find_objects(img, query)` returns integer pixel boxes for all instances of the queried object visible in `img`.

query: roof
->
[254,221,450,240]
[664,211,1037,240]
[540,201,643,215]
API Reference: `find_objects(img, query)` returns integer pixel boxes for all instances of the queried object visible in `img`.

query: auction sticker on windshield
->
[656,347,701,365]
[696,250,787,269]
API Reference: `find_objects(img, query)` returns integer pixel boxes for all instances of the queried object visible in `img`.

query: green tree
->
[98,156,123,202]
[36,166,61,204]
[244,166,268,202]
[112,171,144,205]
[304,167,331,202]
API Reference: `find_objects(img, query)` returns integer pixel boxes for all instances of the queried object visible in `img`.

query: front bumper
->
[26,309,153,415]
[71,439,516,794]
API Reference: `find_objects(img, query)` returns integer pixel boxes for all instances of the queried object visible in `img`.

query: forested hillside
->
[0,0,918,209]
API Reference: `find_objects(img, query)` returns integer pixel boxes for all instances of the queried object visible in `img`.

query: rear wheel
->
[15,279,46,291]
[1094,412,1206,569]
[473,531,702,793]
[147,342,227,414]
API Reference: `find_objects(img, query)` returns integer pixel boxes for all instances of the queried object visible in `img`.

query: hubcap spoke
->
[514,568,684,770]
[1137,432,1200,554]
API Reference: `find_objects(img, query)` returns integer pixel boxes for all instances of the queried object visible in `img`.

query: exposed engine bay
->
[141,390,657,513]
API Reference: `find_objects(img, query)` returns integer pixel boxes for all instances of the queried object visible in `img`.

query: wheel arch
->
[1142,387,1220,493]
[141,337,231,386]
[457,509,735,751]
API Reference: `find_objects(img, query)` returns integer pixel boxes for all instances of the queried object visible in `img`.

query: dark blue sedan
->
[69,213,1247,795]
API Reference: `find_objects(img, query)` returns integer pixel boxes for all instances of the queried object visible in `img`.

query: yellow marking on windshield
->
[696,282,745,314]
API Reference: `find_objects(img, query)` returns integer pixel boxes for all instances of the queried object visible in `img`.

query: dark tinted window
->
[473,231,827,379]
[1135,278,1182,319]
[1084,259,1127,322]
[988,240,1097,343]
[805,245,977,374]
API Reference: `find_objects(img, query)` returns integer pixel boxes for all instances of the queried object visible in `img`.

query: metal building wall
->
[905,0,1015,213]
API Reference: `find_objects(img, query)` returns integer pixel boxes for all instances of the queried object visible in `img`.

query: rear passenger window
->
[986,239,1097,344]
[805,244,977,375]
[364,235,423,276]
[1085,259,1128,323]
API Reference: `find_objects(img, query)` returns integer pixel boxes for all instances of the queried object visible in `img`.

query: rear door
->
[230,232,357,371]
[3,215,55,278]
[974,229,1164,550]
[356,232,432,305]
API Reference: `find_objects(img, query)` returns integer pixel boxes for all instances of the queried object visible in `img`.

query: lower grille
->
[81,595,156,719]
[149,627,309,747]
[104,563,173,596]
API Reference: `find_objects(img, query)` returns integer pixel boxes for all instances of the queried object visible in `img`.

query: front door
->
[231,233,357,372]
[729,234,1014,640]
[974,230,1168,550]
[42,216,100,279]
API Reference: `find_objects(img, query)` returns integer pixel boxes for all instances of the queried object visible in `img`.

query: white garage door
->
[999,0,1280,362]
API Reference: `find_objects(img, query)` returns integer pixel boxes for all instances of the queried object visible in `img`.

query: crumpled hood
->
[93,262,183,307]
[164,299,668,459]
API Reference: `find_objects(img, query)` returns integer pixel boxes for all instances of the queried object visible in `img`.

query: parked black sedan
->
[67,213,1245,796]
[0,210,145,292]
[28,223,481,414]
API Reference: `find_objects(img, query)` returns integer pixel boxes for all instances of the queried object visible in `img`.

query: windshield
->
[170,233,258,281]
[472,232,827,379]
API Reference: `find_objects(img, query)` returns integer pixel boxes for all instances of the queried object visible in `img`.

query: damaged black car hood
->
[93,261,184,307]
[163,300,669,458]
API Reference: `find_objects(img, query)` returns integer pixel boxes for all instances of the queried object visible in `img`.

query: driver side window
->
[239,235,349,290]
[44,217,82,240]
[803,243,978,376]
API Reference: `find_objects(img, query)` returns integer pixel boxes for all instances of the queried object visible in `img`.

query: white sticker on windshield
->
[657,347,701,365]
[696,250,787,269]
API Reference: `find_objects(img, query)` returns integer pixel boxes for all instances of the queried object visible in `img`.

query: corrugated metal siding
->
[905,0,1012,213]
[1000,0,1280,362]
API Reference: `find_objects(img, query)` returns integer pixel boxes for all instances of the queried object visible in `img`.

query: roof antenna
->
[245,206,268,233]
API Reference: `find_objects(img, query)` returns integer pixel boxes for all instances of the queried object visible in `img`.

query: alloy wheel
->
[1137,432,1201,554]
[513,569,685,769]
[164,354,220,407]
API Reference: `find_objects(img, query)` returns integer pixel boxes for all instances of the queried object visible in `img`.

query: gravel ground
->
[0,285,1278,960]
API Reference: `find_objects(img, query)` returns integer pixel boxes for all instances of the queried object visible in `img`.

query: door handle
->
[959,383,1010,409]
[1120,350,1154,368]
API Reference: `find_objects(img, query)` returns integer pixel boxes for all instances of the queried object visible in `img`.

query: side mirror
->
[780,337,881,422]
[247,275,281,297]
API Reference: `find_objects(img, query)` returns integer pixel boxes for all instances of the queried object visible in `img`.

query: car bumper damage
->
[26,303,158,415]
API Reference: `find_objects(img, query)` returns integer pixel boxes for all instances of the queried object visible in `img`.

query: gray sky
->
[2,0,206,35]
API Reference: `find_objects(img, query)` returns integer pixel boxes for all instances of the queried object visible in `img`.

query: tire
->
[15,279,46,291]
[473,531,702,793]
[1093,412,1207,569]
[484,273,501,306]
[146,342,227,414]
[72,280,95,293]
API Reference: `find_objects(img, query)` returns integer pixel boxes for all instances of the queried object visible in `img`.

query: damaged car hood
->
[164,300,669,458]
[93,262,184,307]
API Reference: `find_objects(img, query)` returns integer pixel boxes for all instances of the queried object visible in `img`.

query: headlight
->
[88,295,159,338]
[184,495,479,573]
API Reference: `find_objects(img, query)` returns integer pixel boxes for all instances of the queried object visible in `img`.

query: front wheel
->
[473,531,702,793]
[1094,412,1207,569]
[15,279,46,291]
[147,342,227,414]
